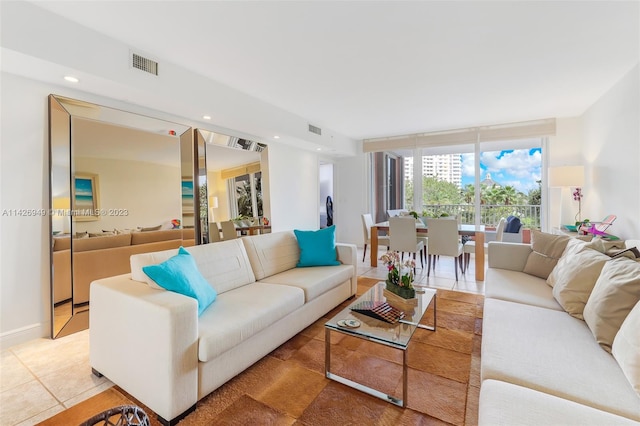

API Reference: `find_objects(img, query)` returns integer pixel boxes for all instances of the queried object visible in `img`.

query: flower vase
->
[385,280,416,299]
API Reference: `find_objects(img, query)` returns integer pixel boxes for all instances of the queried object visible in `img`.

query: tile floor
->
[0,247,486,426]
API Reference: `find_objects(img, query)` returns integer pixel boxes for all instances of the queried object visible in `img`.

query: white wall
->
[580,65,640,240]
[267,143,319,232]
[0,73,51,347]
[547,117,583,229]
[333,153,370,246]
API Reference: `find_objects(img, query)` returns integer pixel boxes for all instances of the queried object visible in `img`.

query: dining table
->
[370,221,486,281]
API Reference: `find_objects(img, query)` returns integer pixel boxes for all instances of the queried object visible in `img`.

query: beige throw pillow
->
[583,258,640,352]
[612,300,640,397]
[522,230,570,279]
[548,246,610,319]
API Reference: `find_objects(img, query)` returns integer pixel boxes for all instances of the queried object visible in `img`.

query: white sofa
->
[89,231,357,425]
[479,240,640,425]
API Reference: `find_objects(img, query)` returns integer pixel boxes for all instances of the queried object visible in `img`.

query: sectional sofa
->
[479,233,640,425]
[89,230,357,425]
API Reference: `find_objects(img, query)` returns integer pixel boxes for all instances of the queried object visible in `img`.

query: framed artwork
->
[73,173,100,221]
[182,178,194,215]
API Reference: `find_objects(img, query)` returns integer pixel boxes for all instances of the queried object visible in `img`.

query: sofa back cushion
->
[130,239,256,294]
[547,243,610,319]
[584,258,640,352]
[130,229,183,245]
[241,231,300,280]
[522,230,570,279]
[73,233,132,252]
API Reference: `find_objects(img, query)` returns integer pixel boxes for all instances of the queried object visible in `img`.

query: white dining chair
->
[361,214,390,262]
[220,220,238,240]
[389,216,424,271]
[463,217,506,272]
[426,217,464,281]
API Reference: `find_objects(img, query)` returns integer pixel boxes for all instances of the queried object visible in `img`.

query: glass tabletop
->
[325,282,436,350]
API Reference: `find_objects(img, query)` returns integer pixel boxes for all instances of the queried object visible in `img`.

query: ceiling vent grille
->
[308,124,322,136]
[131,52,158,76]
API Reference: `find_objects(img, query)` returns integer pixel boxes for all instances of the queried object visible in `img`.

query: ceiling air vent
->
[308,124,322,136]
[131,52,158,76]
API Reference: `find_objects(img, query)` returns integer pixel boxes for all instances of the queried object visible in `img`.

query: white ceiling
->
[26,1,640,141]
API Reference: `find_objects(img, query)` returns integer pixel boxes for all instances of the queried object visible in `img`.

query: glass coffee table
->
[324,282,437,407]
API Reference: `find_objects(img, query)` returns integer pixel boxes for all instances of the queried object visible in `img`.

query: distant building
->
[404,154,462,188]
[481,172,500,187]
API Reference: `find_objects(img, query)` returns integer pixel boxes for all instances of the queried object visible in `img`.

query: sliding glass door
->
[375,138,544,230]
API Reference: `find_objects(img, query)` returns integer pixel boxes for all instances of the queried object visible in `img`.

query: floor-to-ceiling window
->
[365,119,553,230]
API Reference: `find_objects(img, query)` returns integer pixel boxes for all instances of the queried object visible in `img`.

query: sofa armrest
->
[89,274,199,422]
[336,243,358,296]
[488,242,532,271]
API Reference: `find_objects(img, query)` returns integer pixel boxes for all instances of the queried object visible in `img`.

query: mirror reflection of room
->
[198,129,271,243]
[50,95,194,338]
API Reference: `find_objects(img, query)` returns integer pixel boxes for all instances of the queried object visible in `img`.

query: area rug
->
[39,277,483,426]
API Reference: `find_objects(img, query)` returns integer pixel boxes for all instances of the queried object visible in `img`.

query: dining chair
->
[209,222,222,242]
[425,217,464,281]
[220,220,238,240]
[463,217,506,272]
[361,214,390,262]
[389,216,424,270]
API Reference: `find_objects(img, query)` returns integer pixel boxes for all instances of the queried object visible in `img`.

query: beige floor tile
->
[0,351,35,393]
[63,381,114,409]
[11,332,90,378]
[0,380,59,426]
[39,358,109,403]
[15,405,65,426]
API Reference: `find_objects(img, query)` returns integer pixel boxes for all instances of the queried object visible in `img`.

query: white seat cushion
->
[259,264,353,303]
[479,379,640,426]
[482,298,640,420]
[485,268,562,311]
[197,282,304,362]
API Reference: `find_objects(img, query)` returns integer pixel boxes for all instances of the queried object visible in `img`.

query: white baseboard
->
[0,322,48,350]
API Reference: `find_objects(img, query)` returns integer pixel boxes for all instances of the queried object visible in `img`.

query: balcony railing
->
[421,204,541,229]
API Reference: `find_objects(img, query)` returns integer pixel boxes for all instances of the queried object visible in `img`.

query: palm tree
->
[502,186,518,205]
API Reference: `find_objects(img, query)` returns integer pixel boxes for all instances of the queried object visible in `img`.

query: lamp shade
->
[548,166,584,187]
[209,196,219,209]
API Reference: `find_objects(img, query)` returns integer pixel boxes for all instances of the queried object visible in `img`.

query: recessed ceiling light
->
[273,135,280,139]
[316,148,322,151]
[203,115,211,120]
[64,76,79,83]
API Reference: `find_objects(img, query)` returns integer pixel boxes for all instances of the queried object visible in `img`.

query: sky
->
[461,148,542,194]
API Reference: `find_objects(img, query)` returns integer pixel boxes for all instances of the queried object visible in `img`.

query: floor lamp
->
[548,166,585,227]
[209,196,219,223]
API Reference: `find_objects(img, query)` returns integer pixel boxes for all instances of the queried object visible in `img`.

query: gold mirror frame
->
[48,95,194,338]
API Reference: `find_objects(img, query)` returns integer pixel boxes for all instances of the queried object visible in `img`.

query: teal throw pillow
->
[294,225,340,267]
[142,247,217,316]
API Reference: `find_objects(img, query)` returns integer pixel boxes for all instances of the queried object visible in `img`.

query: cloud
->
[460,149,541,193]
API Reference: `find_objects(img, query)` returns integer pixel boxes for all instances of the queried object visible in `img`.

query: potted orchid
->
[380,251,416,299]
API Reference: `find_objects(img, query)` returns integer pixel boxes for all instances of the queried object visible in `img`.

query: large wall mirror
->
[49,97,273,338]
[49,95,194,338]
[195,129,271,244]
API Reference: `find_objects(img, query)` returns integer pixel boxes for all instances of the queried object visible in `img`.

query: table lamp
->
[549,165,585,226]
